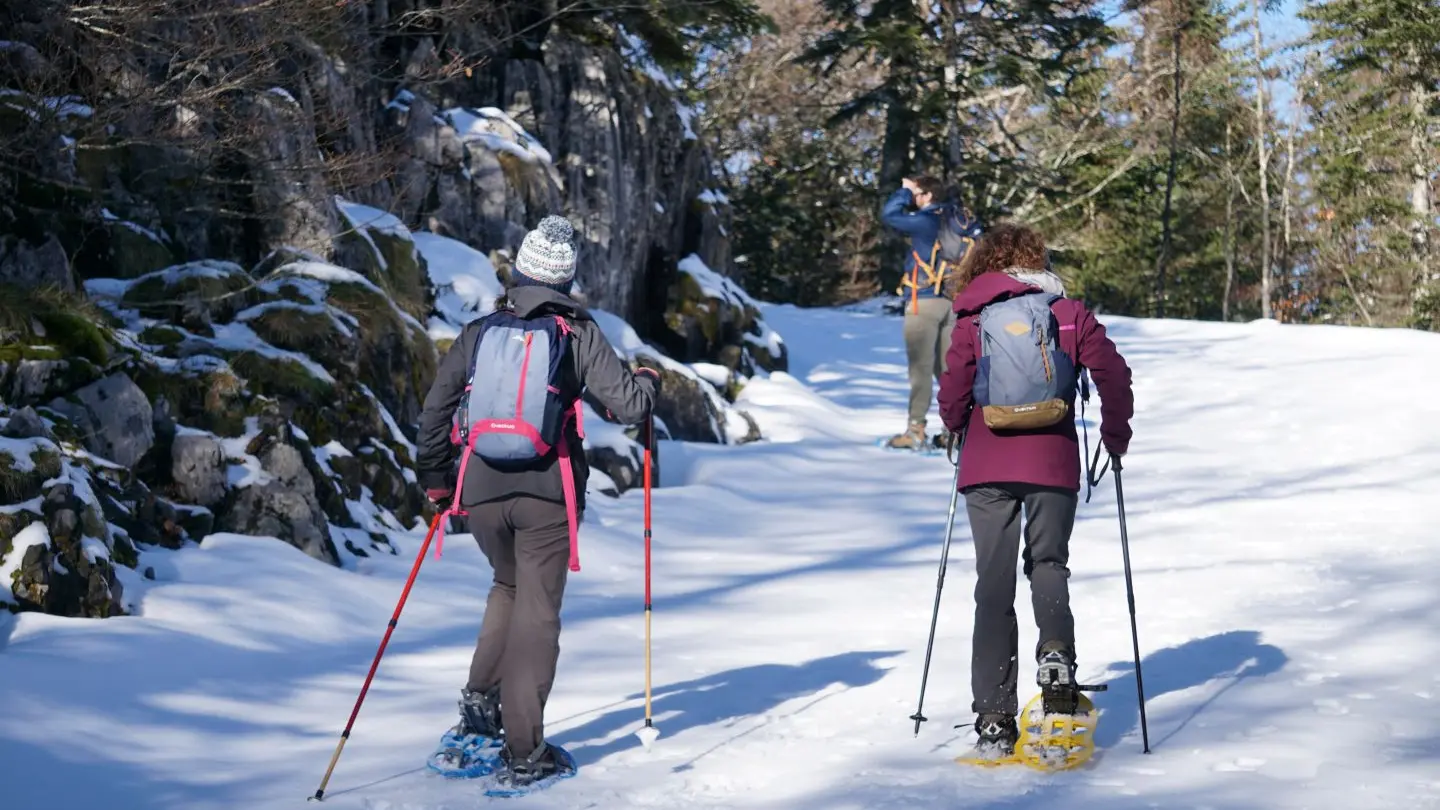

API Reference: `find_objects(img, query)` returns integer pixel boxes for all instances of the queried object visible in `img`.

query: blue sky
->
[1267,0,1311,119]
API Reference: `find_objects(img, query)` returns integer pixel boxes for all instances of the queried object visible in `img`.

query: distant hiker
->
[881,175,984,450]
[936,223,1133,761]
[415,215,660,789]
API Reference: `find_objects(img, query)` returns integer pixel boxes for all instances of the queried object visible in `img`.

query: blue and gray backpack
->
[451,309,577,462]
[973,292,1078,431]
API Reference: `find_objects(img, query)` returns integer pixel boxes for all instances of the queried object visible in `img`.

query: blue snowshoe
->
[483,741,578,798]
[426,688,504,779]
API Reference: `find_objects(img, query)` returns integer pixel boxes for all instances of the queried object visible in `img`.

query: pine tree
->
[1298,0,1440,328]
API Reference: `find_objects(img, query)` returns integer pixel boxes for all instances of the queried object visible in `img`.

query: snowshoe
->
[1014,645,1106,772]
[877,424,945,456]
[426,688,504,779]
[483,741,578,798]
[955,713,1021,767]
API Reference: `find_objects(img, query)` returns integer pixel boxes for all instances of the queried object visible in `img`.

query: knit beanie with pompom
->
[513,215,577,293]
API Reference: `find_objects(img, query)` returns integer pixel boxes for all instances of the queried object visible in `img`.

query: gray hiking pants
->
[964,484,1078,715]
[903,296,956,426]
[467,496,571,758]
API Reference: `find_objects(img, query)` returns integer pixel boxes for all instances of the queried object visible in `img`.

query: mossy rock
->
[367,229,431,322]
[290,432,354,529]
[229,351,332,405]
[110,530,139,569]
[121,262,260,326]
[0,283,114,367]
[130,361,248,438]
[0,510,38,561]
[633,352,724,444]
[138,325,187,351]
[0,445,63,503]
[244,305,356,375]
[104,219,176,280]
[0,354,104,407]
[322,280,438,428]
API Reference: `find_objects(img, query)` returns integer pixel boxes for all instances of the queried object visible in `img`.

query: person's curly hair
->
[953,222,1049,289]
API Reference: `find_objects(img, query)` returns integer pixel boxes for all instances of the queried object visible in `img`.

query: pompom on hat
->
[513,215,577,293]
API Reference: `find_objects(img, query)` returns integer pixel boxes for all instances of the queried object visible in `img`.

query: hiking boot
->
[969,712,1019,761]
[1036,641,1077,690]
[885,422,927,450]
[931,429,953,452]
[1036,641,1083,715]
[428,688,504,777]
[457,686,504,739]
[494,741,578,790]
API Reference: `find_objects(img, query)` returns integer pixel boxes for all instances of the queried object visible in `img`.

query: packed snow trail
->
[2,306,1439,810]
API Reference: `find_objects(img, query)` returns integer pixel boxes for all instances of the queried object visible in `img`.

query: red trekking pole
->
[635,415,660,750]
[310,510,447,801]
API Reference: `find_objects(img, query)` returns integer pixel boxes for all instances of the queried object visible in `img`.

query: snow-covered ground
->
[2,306,1439,809]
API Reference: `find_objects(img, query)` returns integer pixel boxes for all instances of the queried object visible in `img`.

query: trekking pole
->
[1112,455,1151,754]
[310,511,447,801]
[910,428,965,736]
[635,414,661,750]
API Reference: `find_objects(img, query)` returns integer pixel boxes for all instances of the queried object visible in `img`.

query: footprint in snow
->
[1213,757,1267,772]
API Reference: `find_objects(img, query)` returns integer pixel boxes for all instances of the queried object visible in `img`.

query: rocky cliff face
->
[0,4,787,619]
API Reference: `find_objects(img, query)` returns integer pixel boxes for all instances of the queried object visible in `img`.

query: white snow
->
[111,260,245,294]
[334,198,410,240]
[0,523,51,605]
[697,188,730,207]
[678,253,760,311]
[2,308,1440,809]
[412,231,503,340]
[0,436,52,473]
[689,362,732,388]
[442,107,554,165]
[334,199,413,273]
[221,418,271,489]
[101,208,169,244]
[234,300,357,340]
[358,383,417,461]
[275,260,428,336]
[212,321,336,385]
[579,401,644,467]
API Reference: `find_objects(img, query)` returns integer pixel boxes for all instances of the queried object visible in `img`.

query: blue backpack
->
[973,292,1078,431]
[448,308,586,571]
[452,310,576,461]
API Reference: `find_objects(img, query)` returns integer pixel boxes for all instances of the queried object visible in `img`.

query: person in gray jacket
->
[415,215,659,789]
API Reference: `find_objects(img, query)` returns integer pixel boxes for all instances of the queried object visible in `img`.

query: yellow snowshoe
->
[1016,690,1099,772]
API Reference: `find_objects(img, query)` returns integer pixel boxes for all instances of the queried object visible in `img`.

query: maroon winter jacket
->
[938,272,1134,492]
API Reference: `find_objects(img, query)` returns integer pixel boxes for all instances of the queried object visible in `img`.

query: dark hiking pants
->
[466,496,571,758]
[964,483,1078,716]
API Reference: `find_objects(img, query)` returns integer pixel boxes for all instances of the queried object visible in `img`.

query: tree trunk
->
[879,62,917,294]
[1153,9,1184,319]
[942,0,965,184]
[1224,121,1236,322]
[1280,79,1304,290]
[1410,80,1432,298]
[1251,0,1272,320]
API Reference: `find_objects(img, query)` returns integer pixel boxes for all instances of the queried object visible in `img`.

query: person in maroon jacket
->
[937,223,1134,760]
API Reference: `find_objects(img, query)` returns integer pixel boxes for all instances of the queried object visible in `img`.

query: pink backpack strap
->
[434,427,482,559]
[556,403,582,571]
